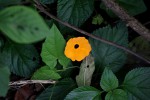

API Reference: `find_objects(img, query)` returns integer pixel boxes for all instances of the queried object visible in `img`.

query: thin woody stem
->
[101,0,150,41]
[33,0,150,64]
[9,80,56,86]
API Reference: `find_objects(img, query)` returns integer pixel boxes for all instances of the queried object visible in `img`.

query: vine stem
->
[9,80,56,86]
[33,0,150,64]
[101,0,150,41]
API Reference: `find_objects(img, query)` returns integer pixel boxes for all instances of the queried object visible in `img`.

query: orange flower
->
[64,37,91,61]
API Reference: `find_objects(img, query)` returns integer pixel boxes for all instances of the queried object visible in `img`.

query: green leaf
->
[0,65,10,97]
[128,36,150,63]
[76,55,95,86]
[105,89,127,100]
[100,67,118,91]
[129,36,150,51]
[100,0,147,17]
[0,36,4,48]
[123,67,150,100]
[39,0,57,4]
[92,14,104,25]
[126,92,140,100]
[0,0,21,6]
[36,78,76,100]
[0,6,49,43]
[57,0,94,32]
[41,24,70,69]
[65,86,101,100]
[119,0,147,16]
[0,42,39,77]
[89,22,128,73]
[32,66,61,80]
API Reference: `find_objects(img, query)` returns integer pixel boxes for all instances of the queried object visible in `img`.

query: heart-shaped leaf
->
[64,86,102,100]
[41,24,70,69]
[123,67,150,100]
[100,67,118,91]
[0,41,39,77]
[32,66,61,80]
[105,89,127,100]
[89,22,128,73]
[57,0,94,32]
[0,6,49,43]
[36,78,76,100]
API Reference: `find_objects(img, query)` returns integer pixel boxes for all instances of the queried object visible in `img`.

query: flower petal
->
[64,37,91,61]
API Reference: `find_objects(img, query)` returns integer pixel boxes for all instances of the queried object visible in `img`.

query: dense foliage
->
[0,0,150,100]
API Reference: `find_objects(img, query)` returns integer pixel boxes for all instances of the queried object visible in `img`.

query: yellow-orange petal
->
[64,37,91,61]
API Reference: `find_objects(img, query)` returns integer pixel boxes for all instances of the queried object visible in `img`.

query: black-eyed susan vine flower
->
[64,37,91,61]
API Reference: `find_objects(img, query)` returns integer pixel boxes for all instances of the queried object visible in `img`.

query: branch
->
[101,0,150,41]
[34,0,150,64]
[9,80,56,86]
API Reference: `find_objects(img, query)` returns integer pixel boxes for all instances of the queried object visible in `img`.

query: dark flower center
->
[74,44,79,49]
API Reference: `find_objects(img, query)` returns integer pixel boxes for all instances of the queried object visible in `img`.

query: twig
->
[9,80,56,86]
[33,0,150,64]
[101,0,150,41]
[144,21,150,26]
